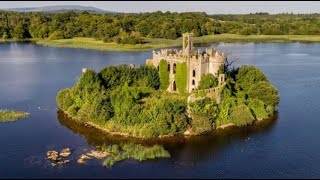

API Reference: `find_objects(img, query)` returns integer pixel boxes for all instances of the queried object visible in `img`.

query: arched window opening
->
[173,81,176,91]
[193,70,196,77]
[173,63,176,74]
[168,64,170,72]
[192,79,195,85]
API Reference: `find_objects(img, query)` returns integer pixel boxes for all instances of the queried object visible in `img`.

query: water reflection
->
[57,110,278,160]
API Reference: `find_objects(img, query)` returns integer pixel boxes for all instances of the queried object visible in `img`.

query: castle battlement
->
[153,47,226,63]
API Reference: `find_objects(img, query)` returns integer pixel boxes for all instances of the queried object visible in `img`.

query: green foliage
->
[48,30,65,40]
[159,59,170,90]
[235,65,268,91]
[131,65,160,89]
[11,23,28,39]
[2,32,8,40]
[99,64,160,90]
[189,98,219,134]
[56,88,73,110]
[248,98,269,119]
[57,64,187,138]
[56,62,279,137]
[109,85,147,125]
[216,97,236,126]
[102,143,170,167]
[190,115,213,135]
[113,29,143,44]
[99,65,132,89]
[190,98,218,118]
[3,11,320,42]
[229,104,255,127]
[0,109,29,122]
[198,73,218,90]
[215,65,279,127]
[247,81,279,108]
[56,70,114,124]
[175,62,187,93]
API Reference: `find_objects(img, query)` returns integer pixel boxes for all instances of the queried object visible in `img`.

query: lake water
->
[1,42,320,178]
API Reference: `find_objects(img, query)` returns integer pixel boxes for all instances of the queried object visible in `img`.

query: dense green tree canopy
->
[2,11,319,42]
[198,73,218,90]
[57,63,279,137]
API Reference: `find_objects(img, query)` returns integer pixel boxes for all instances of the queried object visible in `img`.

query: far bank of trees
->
[2,11,320,44]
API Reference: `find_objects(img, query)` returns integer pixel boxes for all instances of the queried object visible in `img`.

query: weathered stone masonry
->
[146,33,227,93]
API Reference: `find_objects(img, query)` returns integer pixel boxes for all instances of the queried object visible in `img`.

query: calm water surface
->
[0,42,320,178]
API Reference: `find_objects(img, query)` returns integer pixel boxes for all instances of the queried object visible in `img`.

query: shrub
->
[216,97,236,126]
[247,81,279,108]
[229,104,255,127]
[131,65,160,89]
[191,115,213,135]
[198,73,218,90]
[2,32,8,40]
[235,65,268,91]
[190,98,218,118]
[248,98,268,120]
[48,30,65,40]
[99,65,132,89]
[56,88,73,110]
[159,59,170,90]
[175,62,187,93]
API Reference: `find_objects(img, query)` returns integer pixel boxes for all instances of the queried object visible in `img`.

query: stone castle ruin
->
[146,33,227,93]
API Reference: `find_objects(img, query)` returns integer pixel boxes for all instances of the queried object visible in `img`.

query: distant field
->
[36,37,181,51]
[6,34,320,51]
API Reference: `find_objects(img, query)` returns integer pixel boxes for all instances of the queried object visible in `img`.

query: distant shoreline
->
[2,34,320,51]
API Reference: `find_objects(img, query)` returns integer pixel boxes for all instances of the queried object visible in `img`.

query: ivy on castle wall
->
[175,62,187,94]
[159,59,170,90]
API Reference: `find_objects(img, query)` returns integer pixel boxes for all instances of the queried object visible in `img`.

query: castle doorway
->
[172,81,176,91]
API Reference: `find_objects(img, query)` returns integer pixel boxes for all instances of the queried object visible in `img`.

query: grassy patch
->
[102,143,170,167]
[0,38,36,43]
[36,37,181,52]
[0,110,29,122]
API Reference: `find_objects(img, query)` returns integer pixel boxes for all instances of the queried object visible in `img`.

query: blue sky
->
[0,1,319,14]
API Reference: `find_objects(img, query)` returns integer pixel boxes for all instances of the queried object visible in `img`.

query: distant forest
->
[1,11,320,44]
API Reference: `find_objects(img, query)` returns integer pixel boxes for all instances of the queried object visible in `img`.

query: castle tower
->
[182,33,194,93]
[182,33,194,57]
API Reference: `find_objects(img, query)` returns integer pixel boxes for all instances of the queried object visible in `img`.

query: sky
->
[0,1,320,14]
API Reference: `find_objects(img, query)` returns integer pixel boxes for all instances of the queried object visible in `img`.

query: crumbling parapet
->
[129,64,135,70]
[218,74,225,86]
[82,68,88,74]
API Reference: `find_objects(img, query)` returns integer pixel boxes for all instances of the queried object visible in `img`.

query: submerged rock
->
[51,160,70,166]
[59,148,71,157]
[86,150,110,159]
[47,148,71,166]
[47,150,59,161]
[183,128,192,136]
[77,154,92,164]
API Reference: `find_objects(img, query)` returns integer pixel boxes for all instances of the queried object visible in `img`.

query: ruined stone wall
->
[146,33,227,93]
[208,55,226,76]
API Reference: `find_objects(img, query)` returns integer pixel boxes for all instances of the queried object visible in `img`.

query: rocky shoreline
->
[46,148,111,166]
